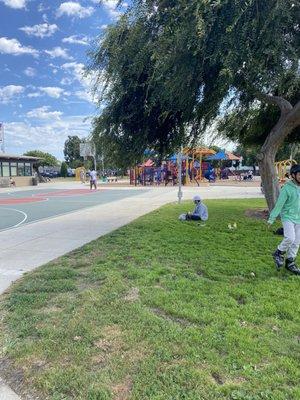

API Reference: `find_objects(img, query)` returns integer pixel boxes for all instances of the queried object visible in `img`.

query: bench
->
[107,177,118,182]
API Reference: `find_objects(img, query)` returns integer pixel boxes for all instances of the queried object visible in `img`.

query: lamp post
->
[177,149,183,204]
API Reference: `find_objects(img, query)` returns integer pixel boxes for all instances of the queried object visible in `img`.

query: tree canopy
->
[24,150,59,167]
[91,0,299,166]
[91,0,299,208]
[63,135,84,168]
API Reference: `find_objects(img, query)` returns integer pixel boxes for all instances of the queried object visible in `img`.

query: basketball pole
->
[177,148,183,204]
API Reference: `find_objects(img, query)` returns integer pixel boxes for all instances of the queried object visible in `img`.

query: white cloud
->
[62,61,100,103]
[75,90,93,102]
[60,77,73,85]
[45,46,73,60]
[62,61,85,83]
[39,87,65,98]
[1,0,26,9]
[20,23,58,38]
[0,85,24,103]
[28,92,42,98]
[0,37,39,57]
[26,106,63,120]
[100,24,108,30]
[100,0,120,18]
[62,35,89,45]
[57,2,94,18]
[24,67,36,77]
[38,3,50,12]
[4,117,92,159]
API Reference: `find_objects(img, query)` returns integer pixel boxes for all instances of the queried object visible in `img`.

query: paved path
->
[0,182,262,399]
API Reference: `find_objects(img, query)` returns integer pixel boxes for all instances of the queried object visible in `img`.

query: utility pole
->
[0,122,4,153]
[177,147,183,204]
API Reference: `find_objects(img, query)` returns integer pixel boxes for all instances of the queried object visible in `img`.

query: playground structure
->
[75,167,86,182]
[275,159,297,183]
[182,147,216,185]
[129,148,219,186]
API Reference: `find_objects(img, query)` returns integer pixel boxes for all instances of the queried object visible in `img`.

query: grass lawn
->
[0,198,299,400]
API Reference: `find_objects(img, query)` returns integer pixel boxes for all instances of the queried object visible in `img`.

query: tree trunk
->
[257,97,300,211]
[258,149,280,211]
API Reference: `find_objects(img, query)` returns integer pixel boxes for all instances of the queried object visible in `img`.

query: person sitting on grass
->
[185,195,208,221]
[268,164,300,275]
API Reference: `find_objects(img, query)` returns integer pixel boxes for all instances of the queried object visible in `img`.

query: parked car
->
[67,168,75,177]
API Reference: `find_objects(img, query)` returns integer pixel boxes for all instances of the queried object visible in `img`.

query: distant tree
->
[60,162,68,178]
[24,150,59,167]
[64,136,84,168]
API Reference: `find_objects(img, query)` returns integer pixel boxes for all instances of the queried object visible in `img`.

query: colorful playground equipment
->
[129,148,242,186]
[275,159,297,183]
[182,147,215,184]
[75,167,86,181]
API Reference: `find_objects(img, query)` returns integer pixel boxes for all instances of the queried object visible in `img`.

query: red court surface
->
[32,189,93,198]
[0,197,46,205]
[0,189,94,205]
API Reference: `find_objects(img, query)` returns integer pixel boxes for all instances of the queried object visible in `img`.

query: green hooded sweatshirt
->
[268,180,300,224]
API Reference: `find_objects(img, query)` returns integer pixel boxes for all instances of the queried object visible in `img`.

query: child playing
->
[268,164,300,275]
[185,195,208,221]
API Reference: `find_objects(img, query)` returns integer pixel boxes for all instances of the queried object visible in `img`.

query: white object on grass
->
[179,213,187,221]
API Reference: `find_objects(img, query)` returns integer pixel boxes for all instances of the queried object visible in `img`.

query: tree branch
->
[256,92,293,114]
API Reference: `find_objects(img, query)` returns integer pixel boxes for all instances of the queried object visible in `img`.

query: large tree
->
[91,0,299,209]
[24,150,59,167]
[63,135,84,168]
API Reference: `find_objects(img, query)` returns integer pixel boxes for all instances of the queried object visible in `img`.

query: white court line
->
[0,207,28,229]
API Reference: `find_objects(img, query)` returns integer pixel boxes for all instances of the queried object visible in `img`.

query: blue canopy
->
[168,154,191,162]
[206,151,227,161]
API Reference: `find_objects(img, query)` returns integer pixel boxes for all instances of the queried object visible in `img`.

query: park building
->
[0,153,39,187]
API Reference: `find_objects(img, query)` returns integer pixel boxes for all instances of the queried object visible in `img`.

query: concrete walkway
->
[0,182,262,399]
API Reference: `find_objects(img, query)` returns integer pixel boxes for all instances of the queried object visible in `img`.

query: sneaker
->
[272,249,285,270]
[285,258,300,275]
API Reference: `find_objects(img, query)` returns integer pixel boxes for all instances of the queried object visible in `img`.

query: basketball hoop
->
[80,141,97,170]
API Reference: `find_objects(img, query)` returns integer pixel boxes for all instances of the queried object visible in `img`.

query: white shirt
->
[90,170,97,181]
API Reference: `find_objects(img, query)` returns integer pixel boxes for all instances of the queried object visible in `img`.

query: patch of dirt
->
[150,307,197,328]
[112,376,133,400]
[37,305,62,314]
[93,338,112,352]
[91,354,106,366]
[236,295,246,305]
[124,287,140,302]
[211,371,224,385]
[245,208,269,220]
[227,376,247,385]
[0,358,44,400]
[102,325,122,339]
[76,280,102,292]
[93,325,124,354]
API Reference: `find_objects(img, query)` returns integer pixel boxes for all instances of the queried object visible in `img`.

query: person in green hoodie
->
[268,164,300,275]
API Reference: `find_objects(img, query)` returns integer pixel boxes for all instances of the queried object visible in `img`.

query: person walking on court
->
[80,168,85,184]
[268,164,300,275]
[89,169,97,190]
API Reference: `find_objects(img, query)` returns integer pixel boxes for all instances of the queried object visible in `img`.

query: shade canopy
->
[183,147,216,157]
[206,151,240,161]
[168,154,191,162]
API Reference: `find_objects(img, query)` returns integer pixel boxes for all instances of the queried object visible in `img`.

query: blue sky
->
[0,0,126,160]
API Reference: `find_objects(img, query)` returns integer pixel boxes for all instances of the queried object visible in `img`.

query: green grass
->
[0,199,299,400]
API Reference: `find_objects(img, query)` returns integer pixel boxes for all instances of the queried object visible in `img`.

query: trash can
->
[32,177,38,186]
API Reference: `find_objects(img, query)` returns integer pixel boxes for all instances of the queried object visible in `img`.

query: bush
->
[60,162,68,178]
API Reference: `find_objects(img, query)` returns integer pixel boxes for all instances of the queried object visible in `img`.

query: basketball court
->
[0,187,148,231]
